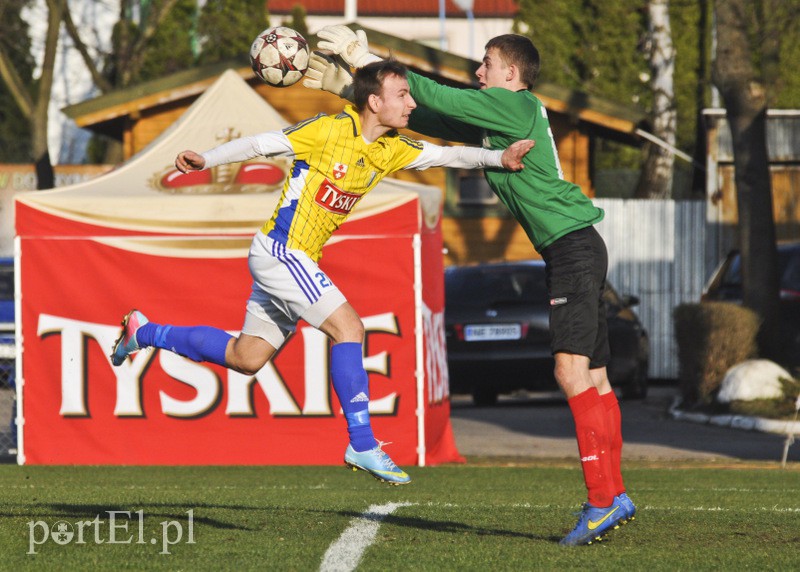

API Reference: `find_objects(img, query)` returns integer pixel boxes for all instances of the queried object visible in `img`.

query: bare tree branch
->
[61,1,113,93]
[121,0,181,86]
[0,46,34,118]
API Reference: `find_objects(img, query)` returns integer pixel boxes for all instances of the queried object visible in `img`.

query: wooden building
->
[704,108,800,260]
[63,26,645,264]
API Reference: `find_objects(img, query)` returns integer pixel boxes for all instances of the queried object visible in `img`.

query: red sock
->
[567,387,615,508]
[600,391,625,496]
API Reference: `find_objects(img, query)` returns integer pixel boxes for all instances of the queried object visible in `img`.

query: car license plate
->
[464,324,521,341]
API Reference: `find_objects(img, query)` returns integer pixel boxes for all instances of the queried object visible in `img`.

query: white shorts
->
[242,232,347,348]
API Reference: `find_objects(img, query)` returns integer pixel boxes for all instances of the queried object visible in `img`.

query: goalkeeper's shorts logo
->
[315,179,361,214]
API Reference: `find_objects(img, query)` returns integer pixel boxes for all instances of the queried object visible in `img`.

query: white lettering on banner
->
[361,313,399,414]
[37,312,401,418]
[422,304,449,404]
[38,314,122,416]
[226,365,301,416]
[159,351,220,417]
[301,326,332,415]
[113,350,153,416]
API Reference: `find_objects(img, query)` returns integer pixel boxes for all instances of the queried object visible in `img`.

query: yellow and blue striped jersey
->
[262,105,424,261]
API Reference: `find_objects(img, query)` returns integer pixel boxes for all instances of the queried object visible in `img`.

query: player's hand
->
[175,150,205,173]
[302,51,355,101]
[501,139,535,171]
[316,25,381,68]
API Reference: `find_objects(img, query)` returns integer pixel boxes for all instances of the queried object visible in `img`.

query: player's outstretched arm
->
[175,150,205,173]
[501,139,535,171]
[316,25,381,69]
[303,51,355,100]
[405,139,535,172]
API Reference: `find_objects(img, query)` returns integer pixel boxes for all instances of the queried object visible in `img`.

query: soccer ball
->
[249,26,309,87]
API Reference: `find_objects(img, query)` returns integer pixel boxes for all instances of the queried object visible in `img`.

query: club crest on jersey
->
[315,179,360,214]
[333,162,348,180]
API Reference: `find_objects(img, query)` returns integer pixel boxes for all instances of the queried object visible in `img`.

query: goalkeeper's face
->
[373,74,417,129]
[476,48,510,90]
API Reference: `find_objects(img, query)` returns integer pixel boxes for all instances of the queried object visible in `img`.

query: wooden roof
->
[63,25,645,142]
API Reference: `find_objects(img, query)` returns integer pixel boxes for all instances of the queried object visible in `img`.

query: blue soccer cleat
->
[559,498,625,546]
[111,309,149,366]
[617,492,637,523]
[344,443,411,486]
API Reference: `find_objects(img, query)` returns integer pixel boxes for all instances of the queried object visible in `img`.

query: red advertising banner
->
[18,232,459,465]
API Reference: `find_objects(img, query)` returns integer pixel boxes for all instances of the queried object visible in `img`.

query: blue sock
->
[330,342,377,452]
[136,323,232,367]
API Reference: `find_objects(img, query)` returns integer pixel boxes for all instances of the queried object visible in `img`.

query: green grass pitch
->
[1,460,798,570]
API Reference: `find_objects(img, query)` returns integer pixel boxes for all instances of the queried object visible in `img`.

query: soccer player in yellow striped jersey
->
[261,108,428,260]
[112,60,533,485]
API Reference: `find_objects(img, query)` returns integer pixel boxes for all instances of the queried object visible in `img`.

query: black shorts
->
[540,226,610,368]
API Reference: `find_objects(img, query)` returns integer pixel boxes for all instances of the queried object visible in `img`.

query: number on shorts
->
[316,272,332,288]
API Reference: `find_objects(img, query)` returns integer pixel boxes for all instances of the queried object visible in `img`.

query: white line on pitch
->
[319,502,413,572]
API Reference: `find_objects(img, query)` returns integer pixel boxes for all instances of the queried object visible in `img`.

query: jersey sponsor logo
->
[355,157,365,168]
[333,162,348,180]
[550,297,568,306]
[315,179,360,214]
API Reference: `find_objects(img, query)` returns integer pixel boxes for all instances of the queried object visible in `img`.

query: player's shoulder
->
[397,134,424,150]
[484,86,540,104]
[283,112,330,135]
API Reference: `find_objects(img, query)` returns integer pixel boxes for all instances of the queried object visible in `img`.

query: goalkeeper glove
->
[303,51,355,100]
[316,25,382,69]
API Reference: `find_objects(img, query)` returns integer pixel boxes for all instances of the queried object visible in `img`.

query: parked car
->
[701,241,800,369]
[0,258,16,452]
[0,258,14,371]
[444,260,649,405]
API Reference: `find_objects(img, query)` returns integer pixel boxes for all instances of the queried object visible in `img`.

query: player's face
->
[375,74,417,129]
[476,48,509,89]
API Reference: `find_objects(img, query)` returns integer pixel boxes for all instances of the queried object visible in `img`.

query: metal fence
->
[0,334,16,460]
[595,199,713,379]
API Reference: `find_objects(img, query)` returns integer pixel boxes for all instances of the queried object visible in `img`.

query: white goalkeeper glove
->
[316,25,382,69]
[303,51,355,100]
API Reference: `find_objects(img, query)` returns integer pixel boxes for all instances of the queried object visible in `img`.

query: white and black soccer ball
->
[249,26,309,87]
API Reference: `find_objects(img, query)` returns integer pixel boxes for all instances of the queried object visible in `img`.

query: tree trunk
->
[28,0,66,189]
[690,0,710,199]
[711,0,782,361]
[636,0,676,199]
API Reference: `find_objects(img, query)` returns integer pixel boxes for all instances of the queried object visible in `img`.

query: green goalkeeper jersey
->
[407,72,603,252]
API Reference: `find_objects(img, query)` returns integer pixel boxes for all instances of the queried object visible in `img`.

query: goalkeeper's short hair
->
[485,34,540,89]
[353,60,409,112]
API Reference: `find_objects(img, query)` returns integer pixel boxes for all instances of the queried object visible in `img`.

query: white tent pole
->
[412,233,426,467]
[438,0,446,50]
[14,235,24,465]
[345,0,357,22]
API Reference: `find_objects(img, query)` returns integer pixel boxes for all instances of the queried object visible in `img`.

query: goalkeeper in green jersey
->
[308,26,635,545]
